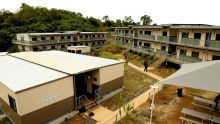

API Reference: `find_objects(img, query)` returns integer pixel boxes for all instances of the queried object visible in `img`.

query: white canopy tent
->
[160,60,220,93]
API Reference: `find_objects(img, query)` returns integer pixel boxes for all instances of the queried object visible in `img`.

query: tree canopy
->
[0,3,153,52]
[140,15,152,25]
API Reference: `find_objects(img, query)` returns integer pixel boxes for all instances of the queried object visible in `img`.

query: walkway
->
[86,61,164,124]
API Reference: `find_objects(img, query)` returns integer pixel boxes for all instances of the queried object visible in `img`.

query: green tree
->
[7,45,20,53]
[123,16,134,26]
[140,15,152,25]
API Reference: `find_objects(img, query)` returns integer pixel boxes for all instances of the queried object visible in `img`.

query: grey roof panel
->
[0,56,68,92]
[11,51,123,74]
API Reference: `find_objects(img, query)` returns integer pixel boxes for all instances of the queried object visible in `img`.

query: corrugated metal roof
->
[17,32,107,36]
[11,51,123,74]
[0,56,68,92]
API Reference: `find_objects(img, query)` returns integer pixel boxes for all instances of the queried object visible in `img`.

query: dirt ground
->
[117,85,219,124]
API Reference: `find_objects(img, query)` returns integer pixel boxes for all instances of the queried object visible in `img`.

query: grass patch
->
[128,59,144,67]
[150,67,177,78]
[100,65,158,110]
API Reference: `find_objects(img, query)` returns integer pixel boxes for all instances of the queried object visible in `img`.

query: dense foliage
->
[0,3,152,52]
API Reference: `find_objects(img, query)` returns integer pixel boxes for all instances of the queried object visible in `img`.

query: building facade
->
[112,24,220,64]
[0,51,124,124]
[13,31,107,51]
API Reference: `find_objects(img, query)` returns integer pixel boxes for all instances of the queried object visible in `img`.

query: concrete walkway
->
[90,61,164,124]
[128,62,163,81]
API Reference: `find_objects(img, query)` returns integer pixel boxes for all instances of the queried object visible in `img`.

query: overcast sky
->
[1,0,220,25]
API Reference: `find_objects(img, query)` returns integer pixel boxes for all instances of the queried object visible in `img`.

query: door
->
[205,33,211,47]
[86,74,93,94]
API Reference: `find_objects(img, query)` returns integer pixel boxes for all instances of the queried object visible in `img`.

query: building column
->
[200,32,206,47]
[178,32,182,43]
[176,48,180,59]
[155,29,158,41]
[154,44,157,53]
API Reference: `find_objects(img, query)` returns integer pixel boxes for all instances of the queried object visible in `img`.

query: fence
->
[75,95,90,110]
[102,83,163,124]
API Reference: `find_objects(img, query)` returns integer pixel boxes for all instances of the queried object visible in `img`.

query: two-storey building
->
[13,31,107,51]
[112,24,220,64]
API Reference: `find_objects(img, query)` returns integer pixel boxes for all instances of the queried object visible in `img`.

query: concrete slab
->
[85,106,115,122]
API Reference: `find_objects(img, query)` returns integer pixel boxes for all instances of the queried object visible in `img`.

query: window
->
[80,43,83,45]
[72,50,75,53]
[182,32,189,38]
[85,43,88,46]
[194,33,201,39]
[61,45,65,48]
[67,36,71,39]
[73,37,78,41]
[92,35,95,37]
[116,38,118,41]
[145,31,151,35]
[126,40,128,43]
[191,51,199,58]
[98,42,100,44]
[180,49,186,55]
[80,35,83,38]
[139,31,143,34]
[131,31,133,33]
[51,46,55,49]
[68,44,71,46]
[163,32,167,36]
[98,35,100,37]
[102,41,104,44]
[50,36,55,40]
[161,46,166,50]
[94,78,97,81]
[42,46,46,50]
[212,55,220,60]
[85,35,88,38]
[68,50,71,53]
[144,43,150,47]
[139,42,142,45]
[216,34,220,40]
[102,35,104,37]
[22,46,25,51]
[32,37,37,41]
[76,50,81,54]
[8,95,17,112]
[61,36,64,39]
[41,37,46,40]
[92,42,95,45]
[21,36,24,41]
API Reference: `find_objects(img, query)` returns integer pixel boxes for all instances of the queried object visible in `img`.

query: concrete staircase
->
[150,57,165,68]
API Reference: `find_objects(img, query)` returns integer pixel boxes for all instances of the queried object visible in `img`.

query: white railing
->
[94,88,102,101]
[76,95,90,110]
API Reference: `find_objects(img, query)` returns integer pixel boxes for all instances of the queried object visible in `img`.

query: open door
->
[86,74,93,94]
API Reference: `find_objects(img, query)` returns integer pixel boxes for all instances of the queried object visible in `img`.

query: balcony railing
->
[134,34,155,40]
[209,40,220,49]
[13,39,58,45]
[156,49,168,56]
[59,39,72,42]
[92,44,105,48]
[90,37,107,40]
[180,38,200,46]
[125,33,133,37]
[79,38,91,41]
[157,36,178,43]
[111,32,119,36]
[179,54,202,63]
[115,41,153,53]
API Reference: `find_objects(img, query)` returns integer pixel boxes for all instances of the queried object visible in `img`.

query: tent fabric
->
[160,60,220,93]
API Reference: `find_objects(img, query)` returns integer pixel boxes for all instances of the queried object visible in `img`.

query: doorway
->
[75,73,94,98]
[168,44,176,55]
